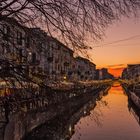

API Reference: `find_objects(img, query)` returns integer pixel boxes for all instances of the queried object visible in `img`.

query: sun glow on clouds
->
[89,17,140,78]
[106,64,126,77]
[108,67,125,78]
[97,64,125,78]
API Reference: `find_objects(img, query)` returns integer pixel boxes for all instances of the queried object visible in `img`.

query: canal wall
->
[121,84,130,96]
[122,83,140,109]
[24,95,98,140]
[3,86,109,140]
[0,83,111,117]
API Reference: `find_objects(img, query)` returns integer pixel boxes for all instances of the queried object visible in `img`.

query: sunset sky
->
[89,16,140,77]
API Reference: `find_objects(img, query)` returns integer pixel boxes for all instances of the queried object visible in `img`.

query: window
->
[26,36,30,48]
[19,48,23,62]
[19,48,23,57]
[32,53,36,63]
[17,31,22,45]
[58,64,60,71]
[2,25,10,41]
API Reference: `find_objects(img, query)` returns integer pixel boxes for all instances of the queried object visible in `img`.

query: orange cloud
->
[106,64,126,68]
[108,68,125,77]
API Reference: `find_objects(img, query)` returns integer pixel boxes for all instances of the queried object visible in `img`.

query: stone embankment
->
[121,81,140,108]
[0,80,112,115]
[2,82,111,140]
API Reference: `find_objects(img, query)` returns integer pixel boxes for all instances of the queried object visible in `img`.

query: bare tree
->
[0,0,140,51]
[0,0,140,88]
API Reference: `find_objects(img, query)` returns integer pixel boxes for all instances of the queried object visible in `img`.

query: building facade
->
[96,68,114,80]
[0,17,98,85]
[122,64,140,82]
[0,18,29,79]
[75,57,96,81]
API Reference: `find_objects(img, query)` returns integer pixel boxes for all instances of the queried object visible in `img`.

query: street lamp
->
[64,76,67,80]
[28,52,32,55]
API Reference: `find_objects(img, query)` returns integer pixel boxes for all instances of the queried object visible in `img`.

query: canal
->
[24,83,140,140]
[71,84,140,140]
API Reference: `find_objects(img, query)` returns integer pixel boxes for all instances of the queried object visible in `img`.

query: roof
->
[52,37,74,53]
[75,56,96,66]
[29,28,74,53]
[0,17,28,30]
[75,56,89,62]
[127,64,140,69]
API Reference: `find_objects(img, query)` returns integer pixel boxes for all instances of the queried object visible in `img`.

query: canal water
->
[71,85,140,140]
[24,84,140,140]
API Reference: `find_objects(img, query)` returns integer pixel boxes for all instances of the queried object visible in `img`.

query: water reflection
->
[23,90,108,140]
[1,84,140,140]
[24,95,101,140]
[128,98,140,126]
[71,85,140,140]
[0,87,106,140]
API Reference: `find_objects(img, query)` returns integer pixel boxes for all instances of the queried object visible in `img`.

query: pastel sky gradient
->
[89,16,140,77]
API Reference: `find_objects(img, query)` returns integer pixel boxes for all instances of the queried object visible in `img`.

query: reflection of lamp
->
[84,110,87,115]
[69,125,72,133]
[64,76,67,80]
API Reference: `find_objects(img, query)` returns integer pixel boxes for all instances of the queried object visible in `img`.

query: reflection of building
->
[128,98,140,126]
[24,97,97,140]
[0,123,6,140]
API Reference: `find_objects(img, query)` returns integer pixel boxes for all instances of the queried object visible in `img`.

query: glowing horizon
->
[89,16,140,77]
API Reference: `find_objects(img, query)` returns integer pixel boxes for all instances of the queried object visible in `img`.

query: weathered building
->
[89,61,96,80]
[59,42,74,81]
[0,18,29,79]
[98,68,114,80]
[75,57,96,81]
[0,17,98,85]
[122,68,128,80]
[42,37,74,81]
[95,69,100,80]
[122,64,140,82]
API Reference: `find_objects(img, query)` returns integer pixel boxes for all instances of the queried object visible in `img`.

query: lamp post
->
[64,76,67,81]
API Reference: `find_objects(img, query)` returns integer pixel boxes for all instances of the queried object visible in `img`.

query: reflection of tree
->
[0,120,7,140]
[98,100,108,107]
[86,97,109,127]
[24,96,98,140]
[0,88,110,140]
[90,110,103,127]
